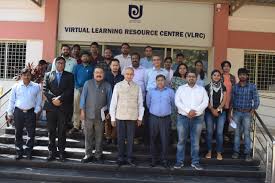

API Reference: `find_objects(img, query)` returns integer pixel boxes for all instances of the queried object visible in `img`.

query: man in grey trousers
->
[80,67,112,163]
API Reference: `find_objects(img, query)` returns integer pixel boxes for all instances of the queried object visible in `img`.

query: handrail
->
[0,88,11,100]
[252,111,275,183]
[255,112,274,142]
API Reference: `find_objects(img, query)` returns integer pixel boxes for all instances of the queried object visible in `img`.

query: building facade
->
[0,0,275,94]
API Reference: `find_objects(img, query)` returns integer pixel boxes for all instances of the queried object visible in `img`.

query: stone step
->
[0,143,260,167]
[0,155,265,182]
[0,133,241,153]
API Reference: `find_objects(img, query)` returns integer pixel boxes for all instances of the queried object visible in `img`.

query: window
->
[172,49,208,73]
[0,42,26,79]
[244,51,275,91]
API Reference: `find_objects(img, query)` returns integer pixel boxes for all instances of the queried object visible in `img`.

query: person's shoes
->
[112,139,117,145]
[81,156,94,163]
[26,152,33,160]
[245,154,252,162]
[94,157,104,164]
[106,139,112,145]
[126,160,136,167]
[69,128,79,134]
[205,151,212,159]
[217,153,223,161]
[59,153,66,162]
[173,162,184,169]
[14,154,23,160]
[191,163,204,170]
[116,160,124,167]
[161,160,169,168]
[150,159,157,167]
[47,152,56,161]
[232,152,239,159]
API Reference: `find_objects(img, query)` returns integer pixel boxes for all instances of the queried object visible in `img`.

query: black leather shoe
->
[81,156,94,163]
[14,154,23,160]
[126,160,136,167]
[116,160,124,167]
[59,154,66,162]
[95,157,104,164]
[26,152,32,160]
[47,152,56,161]
[150,159,156,167]
[161,160,169,168]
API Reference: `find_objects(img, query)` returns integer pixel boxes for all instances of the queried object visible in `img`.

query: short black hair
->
[61,44,70,50]
[21,68,31,75]
[55,56,66,63]
[72,44,81,50]
[156,74,166,80]
[221,60,232,69]
[90,42,99,47]
[164,57,173,62]
[38,60,47,65]
[121,43,130,48]
[238,68,249,76]
[110,58,120,64]
[144,46,152,50]
[176,53,184,58]
[186,68,198,77]
[80,50,90,57]
[131,52,140,60]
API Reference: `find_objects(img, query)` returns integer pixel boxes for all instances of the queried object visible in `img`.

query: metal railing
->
[0,88,12,128]
[252,111,275,183]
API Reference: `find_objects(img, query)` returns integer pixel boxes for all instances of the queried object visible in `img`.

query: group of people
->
[6,42,260,171]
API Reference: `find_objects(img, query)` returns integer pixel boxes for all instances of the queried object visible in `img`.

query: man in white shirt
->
[109,67,144,167]
[51,44,77,73]
[174,69,208,170]
[114,43,131,71]
[7,68,42,160]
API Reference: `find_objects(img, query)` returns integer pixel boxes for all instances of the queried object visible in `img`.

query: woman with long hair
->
[204,69,227,160]
[195,60,207,86]
[171,63,188,91]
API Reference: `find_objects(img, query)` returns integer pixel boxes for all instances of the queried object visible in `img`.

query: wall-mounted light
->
[216,4,222,12]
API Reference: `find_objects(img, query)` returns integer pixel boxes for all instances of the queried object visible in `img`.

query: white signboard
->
[58,0,214,47]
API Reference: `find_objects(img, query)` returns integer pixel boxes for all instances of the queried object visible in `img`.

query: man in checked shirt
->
[230,68,260,162]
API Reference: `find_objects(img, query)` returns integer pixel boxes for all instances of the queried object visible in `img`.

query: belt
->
[234,108,251,113]
[15,107,34,113]
[151,114,170,119]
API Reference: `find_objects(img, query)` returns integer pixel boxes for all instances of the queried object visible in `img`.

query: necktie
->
[56,72,61,86]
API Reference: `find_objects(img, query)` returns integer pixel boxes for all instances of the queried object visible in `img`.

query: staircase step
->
[0,155,266,181]
[0,133,242,154]
[0,143,260,166]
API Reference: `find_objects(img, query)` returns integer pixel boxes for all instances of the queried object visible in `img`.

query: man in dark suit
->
[43,56,74,162]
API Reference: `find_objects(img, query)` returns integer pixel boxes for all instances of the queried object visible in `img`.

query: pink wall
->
[0,0,59,61]
[213,3,229,70]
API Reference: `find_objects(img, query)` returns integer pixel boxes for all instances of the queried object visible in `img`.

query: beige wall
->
[229,5,275,33]
[58,0,214,47]
[227,48,244,78]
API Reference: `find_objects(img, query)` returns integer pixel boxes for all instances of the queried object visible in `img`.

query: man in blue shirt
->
[7,68,42,160]
[145,55,169,92]
[231,68,260,162]
[70,51,94,134]
[146,74,175,168]
[140,46,153,69]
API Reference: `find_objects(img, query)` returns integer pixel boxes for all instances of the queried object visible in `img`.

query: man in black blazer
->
[43,56,74,162]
